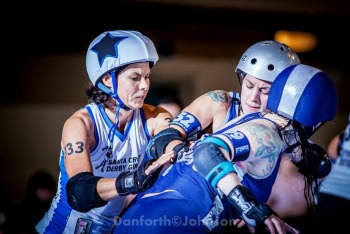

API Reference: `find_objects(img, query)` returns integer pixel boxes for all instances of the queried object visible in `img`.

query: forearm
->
[216,172,241,195]
[96,177,119,200]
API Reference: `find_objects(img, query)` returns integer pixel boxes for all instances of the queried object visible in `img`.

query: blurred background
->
[1,0,349,205]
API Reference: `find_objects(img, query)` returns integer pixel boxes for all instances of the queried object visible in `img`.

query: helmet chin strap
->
[96,70,131,111]
[110,70,131,111]
[96,70,132,156]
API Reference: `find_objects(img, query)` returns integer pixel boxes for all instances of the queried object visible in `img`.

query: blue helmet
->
[267,64,338,127]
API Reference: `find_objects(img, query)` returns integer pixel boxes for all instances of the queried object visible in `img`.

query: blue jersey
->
[114,112,283,233]
[36,103,150,234]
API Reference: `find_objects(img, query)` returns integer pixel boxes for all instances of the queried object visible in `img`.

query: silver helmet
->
[236,40,300,82]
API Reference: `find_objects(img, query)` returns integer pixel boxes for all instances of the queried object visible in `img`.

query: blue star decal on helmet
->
[90,32,128,67]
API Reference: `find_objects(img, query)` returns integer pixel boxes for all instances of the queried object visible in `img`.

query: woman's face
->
[116,62,151,110]
[240,74,272,114]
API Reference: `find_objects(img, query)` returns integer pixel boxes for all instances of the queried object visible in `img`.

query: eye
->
[245,81,254,89]
[261,88,270,95]
[130,76,140,81]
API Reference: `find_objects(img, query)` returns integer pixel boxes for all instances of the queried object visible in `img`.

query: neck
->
[264,112,291,130]
[106,105,132,125]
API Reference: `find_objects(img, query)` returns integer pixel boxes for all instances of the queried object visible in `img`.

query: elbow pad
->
[146,128,184,159]
[193,141,236,188]
[66,172,107,213]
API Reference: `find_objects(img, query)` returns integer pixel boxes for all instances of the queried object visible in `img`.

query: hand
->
[262,214,299,234]
[116,151,174,195]
[234,215,300,234]
[145,151,174,175]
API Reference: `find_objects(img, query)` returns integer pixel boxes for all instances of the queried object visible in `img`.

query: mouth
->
[247,105,260,111]
[133,95,145,102]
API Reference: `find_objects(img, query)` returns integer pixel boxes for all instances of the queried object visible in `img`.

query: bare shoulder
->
[205,90,230,103]
[63,108,93,133]
[142,103,171,118]
[142,104,173,136]
[185,90,230,112]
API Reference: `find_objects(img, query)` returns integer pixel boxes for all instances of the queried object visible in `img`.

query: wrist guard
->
[227,185,276,227]
[115,159,159,195]
[170,141,189,163]
[146,128,184,160]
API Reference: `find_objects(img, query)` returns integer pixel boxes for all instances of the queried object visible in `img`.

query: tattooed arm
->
[62,108,95,177]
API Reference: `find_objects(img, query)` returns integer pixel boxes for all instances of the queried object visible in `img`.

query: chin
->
[244,107,260,114]
[133,103,144,109]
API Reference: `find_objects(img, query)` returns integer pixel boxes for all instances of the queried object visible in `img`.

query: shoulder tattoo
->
[206,91,229,103]
[164,117,172,123]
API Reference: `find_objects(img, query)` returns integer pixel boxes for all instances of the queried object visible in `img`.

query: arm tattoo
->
[65,141,85,156]
[206,91,229,103]
[164,117,172,123]
[246,124,280,163]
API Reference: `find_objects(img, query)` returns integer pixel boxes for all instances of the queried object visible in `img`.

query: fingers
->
[234,219,246,229]
[233,220,255,233]
[264,218,277,234]
[145,151,174,174]
[264,215,299,234]
[284,222,299,234]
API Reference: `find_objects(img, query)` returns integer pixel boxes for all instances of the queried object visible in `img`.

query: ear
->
[101,74,112,88]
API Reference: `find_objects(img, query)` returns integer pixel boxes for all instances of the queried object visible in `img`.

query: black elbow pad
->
[66,172,107,213]
[146,128,184,159]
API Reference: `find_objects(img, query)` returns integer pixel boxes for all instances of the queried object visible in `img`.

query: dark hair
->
[85,82,113,109]
[291,123,330,214]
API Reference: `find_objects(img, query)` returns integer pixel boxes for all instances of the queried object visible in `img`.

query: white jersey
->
[320,114,350,200]
[36,103,150,234]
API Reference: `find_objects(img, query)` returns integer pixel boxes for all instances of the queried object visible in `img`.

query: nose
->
[139,78,149,90]
[249,87,260,103]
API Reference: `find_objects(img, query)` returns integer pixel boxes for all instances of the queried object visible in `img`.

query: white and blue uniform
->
[36,103,150,234]
[114,112,282,233]
[312,115,350,233]
[319,116,350,200]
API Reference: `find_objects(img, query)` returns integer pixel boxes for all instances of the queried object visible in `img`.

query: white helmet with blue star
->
[86,30,159,109]
[86,30,158,86]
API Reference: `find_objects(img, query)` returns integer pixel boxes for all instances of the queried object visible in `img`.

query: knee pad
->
[193,142,236,188]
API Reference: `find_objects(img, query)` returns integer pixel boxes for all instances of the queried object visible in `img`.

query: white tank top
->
[36,103,150,233]
[320,114,350,200]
